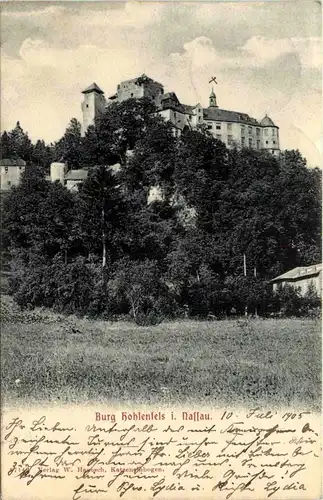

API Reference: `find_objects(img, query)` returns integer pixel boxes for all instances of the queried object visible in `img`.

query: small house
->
[0,158,26,191]
[270,263,322,297]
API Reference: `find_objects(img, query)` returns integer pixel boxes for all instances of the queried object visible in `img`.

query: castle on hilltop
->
[81,74,280,157]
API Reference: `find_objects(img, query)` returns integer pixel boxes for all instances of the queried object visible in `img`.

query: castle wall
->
[117,81,145,101]
[117,78,163,104]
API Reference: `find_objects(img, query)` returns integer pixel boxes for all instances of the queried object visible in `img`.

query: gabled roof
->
[260,114,277,127]
[0,158,26,166]
[65,169,88,181]
[161,92,181,103]
[82,83,104,94]
[203,107,260,125]
[270,264,322,282]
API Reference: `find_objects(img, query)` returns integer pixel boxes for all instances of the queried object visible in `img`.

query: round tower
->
[260,115,280,156]
[81,83,106,136]
[50,162,67,185]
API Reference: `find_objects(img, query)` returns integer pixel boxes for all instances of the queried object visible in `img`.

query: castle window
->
[272,129,276,136]
[257,140,260,149]
[86,104,89,108]
[7,181,11,186]
[273,140,276,145]
[130,93,134,97]
[266,141,269,145]
[216,134,222,141]
[241,125,245,136]
[207,124,212,130]
[227,123,232,131]
[256,128,260,136]
[249,138,252,148]
[5,166,8,173]
[264,129,268,136]
[216,123,221,130]
[228,135,233,145]
[248,126,252,134]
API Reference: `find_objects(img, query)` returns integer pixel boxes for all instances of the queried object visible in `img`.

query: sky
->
[1,1,322,166]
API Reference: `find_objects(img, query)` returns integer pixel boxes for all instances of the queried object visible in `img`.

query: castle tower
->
[81,83,106,136]
[260,115,280,157]
[209,88,218,108]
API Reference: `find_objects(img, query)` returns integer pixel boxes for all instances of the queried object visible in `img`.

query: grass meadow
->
[1,296,321,410]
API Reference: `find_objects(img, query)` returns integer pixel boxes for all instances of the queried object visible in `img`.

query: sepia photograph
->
[1,1,322,499]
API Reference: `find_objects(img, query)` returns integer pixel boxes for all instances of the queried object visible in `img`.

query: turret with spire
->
[209,88,218,108]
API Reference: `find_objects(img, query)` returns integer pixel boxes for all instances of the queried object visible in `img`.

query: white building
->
[270,264,322,297]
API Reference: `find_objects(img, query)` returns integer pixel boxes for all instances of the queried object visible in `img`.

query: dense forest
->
[1,98,321,323]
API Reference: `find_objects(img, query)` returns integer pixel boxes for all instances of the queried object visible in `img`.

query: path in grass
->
[1,309,321,410]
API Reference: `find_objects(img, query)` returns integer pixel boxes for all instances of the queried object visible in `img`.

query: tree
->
[2,165,75,260]
[74,165,126,268]
[82,98,158,167]
[32,139,54,172]
[54,118,83,169]
[1,122,34,161]
[108,258,169,324]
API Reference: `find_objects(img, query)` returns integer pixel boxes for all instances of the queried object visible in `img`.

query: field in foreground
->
[1,299,321,410]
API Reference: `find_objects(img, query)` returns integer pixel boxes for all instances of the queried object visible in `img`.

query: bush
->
[273,282,321,318]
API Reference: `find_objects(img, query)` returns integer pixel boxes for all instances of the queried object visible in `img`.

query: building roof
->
[65,169,88,181]
[0,158,26,166]
[260,115,277,127]
[181,104,196,116]
[270,263,322,283]
[203,107,260,125]
[82,83,104,94]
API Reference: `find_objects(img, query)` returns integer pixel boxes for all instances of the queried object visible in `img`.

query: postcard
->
[1,1,322,499]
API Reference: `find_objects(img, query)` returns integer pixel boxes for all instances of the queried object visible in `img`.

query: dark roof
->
[82,82,104,94]
[65,169,88,181]
[181,104,195,116]
[203,107,260,125]
[0,158,26,166]
[270,264,322,282]
[260,115,278,127]
[161,92,180,103]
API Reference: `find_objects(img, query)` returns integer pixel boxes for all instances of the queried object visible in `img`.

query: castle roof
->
[82,83,104,94]
[0,158,26,166]
[203,107,260,125]
[260,114,277,127]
